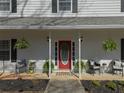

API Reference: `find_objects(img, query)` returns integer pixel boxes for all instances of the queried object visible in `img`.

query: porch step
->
[54,69,71,73]
[56,72,72,76]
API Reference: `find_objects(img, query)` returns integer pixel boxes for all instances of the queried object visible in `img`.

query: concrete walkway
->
[44,79,85,93]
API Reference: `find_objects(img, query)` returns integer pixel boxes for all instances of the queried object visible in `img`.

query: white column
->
[79,35,81,79]
[49,32,52,78]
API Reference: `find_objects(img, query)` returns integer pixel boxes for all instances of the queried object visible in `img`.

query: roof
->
[0,17,124,29]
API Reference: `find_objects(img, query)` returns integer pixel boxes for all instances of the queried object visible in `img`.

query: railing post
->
[3,59,5,73]
[49,32,52,78]
[79,34,82,79]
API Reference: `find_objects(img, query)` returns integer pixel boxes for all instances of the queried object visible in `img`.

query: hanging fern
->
[15,38,30,49]
[102,39,117,52]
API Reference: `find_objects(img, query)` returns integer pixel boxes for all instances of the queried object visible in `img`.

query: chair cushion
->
[115,61,122,67]
[93,66,100,69]
[113,66,122,70]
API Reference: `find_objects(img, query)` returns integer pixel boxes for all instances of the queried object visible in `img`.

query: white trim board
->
[1,25,124,29]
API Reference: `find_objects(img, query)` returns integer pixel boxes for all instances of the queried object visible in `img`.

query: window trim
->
[0,0,11,12]
[57,0,72,13]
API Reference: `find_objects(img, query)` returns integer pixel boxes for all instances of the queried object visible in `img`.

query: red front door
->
[59,41,71,69]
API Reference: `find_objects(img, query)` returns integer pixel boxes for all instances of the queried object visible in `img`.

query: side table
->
[100,63,107,74]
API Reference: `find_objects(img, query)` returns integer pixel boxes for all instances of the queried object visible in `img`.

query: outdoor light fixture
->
[47,36,49,42]
[81,36,83,42]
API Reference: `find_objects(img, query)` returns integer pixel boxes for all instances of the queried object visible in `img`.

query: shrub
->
[91,80,101,87]
[119,81,124,86]
[105,81,117,91]
[43,60,54,73]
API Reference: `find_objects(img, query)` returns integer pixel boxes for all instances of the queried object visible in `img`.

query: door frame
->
[58,40,72,70]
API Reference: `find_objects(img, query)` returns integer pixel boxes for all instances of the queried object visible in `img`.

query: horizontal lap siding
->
[78,0,120,16]
[0,0,123,17]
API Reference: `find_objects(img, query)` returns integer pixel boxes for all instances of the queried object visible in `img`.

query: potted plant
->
[28,61,36,74]
[15,37,30,59]
[43,60,54,76]
[74,60,87,73]
[102,39,117,52]
[15,37,30,49]
[14,37,30,78]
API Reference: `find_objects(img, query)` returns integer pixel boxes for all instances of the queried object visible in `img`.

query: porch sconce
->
[80,36,83,42]
[46,36,49,42]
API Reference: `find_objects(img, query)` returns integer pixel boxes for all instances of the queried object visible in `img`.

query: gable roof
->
[0,17,124,29]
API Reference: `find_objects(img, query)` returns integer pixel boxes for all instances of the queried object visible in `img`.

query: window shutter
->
[11,39,17,62]
[121,0,124,12]
[72,0,78,13]
[12,0,17,13]
[52,0,57,13]
[72,42,75,65]
[55,42,58,66]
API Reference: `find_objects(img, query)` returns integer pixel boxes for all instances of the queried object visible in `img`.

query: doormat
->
[56,72,72,76]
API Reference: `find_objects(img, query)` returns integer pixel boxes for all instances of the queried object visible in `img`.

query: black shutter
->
[121,39,124,60]
[121,0,124,12]
[52,0,57,13]
[55,42,58,66]
[12,0,17,13]
[11,39,17,62]
[72,42,75,65]
[72,0,78,13]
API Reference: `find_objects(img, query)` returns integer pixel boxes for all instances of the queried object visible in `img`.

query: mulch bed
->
[81,80,124,93]
[0,79,49,92]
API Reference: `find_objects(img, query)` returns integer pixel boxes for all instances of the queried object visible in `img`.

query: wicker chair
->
[112,60,124,77]
[88,60,100,75]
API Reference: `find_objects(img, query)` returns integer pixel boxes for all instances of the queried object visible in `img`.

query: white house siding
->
[0,0,123,17]
[52,29,122,60]
[0,29,123,72]
[0,30,49,72]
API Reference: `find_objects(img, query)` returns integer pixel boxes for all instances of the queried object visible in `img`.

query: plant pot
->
[81,69,86,74]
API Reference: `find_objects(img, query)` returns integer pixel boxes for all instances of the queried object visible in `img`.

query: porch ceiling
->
[0,17,124,29]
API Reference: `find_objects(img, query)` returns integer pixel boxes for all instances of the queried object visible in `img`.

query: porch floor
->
[0,73,49,80]
[0,72,124,80]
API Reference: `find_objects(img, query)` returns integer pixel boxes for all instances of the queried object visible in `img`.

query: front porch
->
[0,29,123,78]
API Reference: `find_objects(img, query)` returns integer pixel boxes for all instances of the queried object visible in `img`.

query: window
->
[52,0,77,13]
[0,0,11,11]
[0,39,17,62]
[0,40,10,60]
[59,0,72,11]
